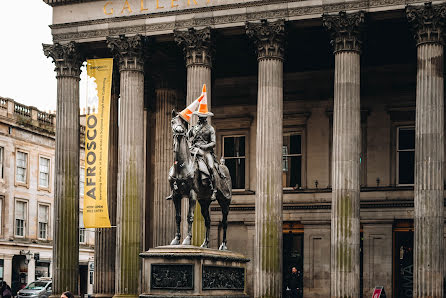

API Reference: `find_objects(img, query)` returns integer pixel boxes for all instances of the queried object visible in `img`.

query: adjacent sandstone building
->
[42,0,446,297]
[0,97,94,296]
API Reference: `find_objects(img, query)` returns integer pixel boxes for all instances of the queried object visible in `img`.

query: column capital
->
[323,11,365,54]
[245,19,286,60]
[43,41,83,78]
[107,34,146,72]
[174,27,214,68]
[406,2,446,46]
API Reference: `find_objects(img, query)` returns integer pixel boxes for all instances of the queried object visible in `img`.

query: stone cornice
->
[42,41,84,78]
[406,2,446,46]
[323,11,366,53]
[106,34,146,72]
[49,0,431,43]
[44,0,102,7]
[174,27,214,68]
[246,19,286,60]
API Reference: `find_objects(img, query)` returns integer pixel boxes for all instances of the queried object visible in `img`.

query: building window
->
[16,151,28,184]
[79,211,85,243]
[39,157,50,188]
[283,133,302,188]
[0,147,4,179]
[397,127,415,185]
[80,167,85,197]
[15,200,27,237]
[38,204,49,240]
[223,136,246,189]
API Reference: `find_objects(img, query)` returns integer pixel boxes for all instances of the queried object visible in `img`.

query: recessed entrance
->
[283,222,304,295]
[393,222,414,298]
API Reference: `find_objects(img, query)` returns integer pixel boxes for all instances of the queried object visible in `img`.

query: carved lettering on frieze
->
[406,2,446,45]
[246,19,286,60]
[323,11,365,53]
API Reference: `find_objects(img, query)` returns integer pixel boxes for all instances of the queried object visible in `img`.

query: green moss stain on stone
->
[120,161,140,294]
[336,194,353,272]
[192,203,204,246]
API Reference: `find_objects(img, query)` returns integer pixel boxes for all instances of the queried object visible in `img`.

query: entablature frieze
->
[49,0,430,43]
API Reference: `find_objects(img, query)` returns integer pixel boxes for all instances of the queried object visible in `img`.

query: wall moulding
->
[51,0,428,42]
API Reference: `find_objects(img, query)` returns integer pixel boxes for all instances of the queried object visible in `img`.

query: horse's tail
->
[217,163,232,199]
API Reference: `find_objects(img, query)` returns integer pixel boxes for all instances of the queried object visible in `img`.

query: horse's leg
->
[170,196,181,245]
[219,201,229,250]
[182,190,196,245]
[199,200,211,248]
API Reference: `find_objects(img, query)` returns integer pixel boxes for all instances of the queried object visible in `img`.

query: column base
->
[93,294,114,298]
[50,295,81,298]
[113,295,139,298]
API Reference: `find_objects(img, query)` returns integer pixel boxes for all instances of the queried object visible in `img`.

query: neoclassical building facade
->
[43,0,446,297]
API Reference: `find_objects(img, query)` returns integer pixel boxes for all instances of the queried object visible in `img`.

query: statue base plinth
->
[140,245,250,298]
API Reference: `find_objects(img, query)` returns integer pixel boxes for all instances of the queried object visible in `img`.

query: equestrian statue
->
[167,85,232,250]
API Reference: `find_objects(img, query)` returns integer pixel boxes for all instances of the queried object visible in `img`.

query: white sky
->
[0,1,88,113]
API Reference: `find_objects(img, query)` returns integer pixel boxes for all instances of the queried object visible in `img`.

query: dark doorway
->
[283,223,304,296]
[11,255,26,296]
[394,225,414,298]
[79,265,88,298]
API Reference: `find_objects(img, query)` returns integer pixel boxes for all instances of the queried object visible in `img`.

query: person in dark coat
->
[286,267,303,298]
[1,281,12,298]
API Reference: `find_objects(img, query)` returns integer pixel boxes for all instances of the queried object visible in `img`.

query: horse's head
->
[171,110,188,154]
[171,109,188,136]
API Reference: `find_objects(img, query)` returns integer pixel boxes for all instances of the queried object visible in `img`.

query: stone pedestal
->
[246,19,285,298]
[140,246,249,298]
[323,11,365,298]
[43,41,83,297]
[407,3,446,297]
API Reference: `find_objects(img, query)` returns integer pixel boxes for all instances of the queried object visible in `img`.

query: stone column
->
[3,255,12,285]
[246,19,285,298]
[175,27,214,246]
[93,68,119,298]
[28,257,36,283]
[323,11,365,297]
[107,35,145,298]
[152,73,179,247]
[43,42,83,297]
[407,3,446,297]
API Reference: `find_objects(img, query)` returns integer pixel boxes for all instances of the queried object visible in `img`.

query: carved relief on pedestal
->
[245,19,286,60]
[322,11,365,53]
[43,41,84,77]
[406,2,446,45]
[174,27,214,68]
[106,34,146,72]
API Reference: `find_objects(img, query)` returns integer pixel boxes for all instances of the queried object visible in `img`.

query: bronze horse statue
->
[168,110,232,250]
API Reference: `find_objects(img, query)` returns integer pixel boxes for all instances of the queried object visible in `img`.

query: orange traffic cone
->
[179,92,204,122]
[193,84,214,117]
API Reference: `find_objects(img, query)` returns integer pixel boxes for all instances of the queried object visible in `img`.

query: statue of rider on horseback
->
[167,84,232,250]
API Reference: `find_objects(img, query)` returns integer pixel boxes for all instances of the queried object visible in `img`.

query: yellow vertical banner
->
[83,58,113,228]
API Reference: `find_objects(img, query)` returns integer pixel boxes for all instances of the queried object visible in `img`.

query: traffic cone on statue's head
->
[179,92,204,123]
[193,84,214,117]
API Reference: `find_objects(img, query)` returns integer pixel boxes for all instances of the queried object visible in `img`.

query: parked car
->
[17,278,52,298]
